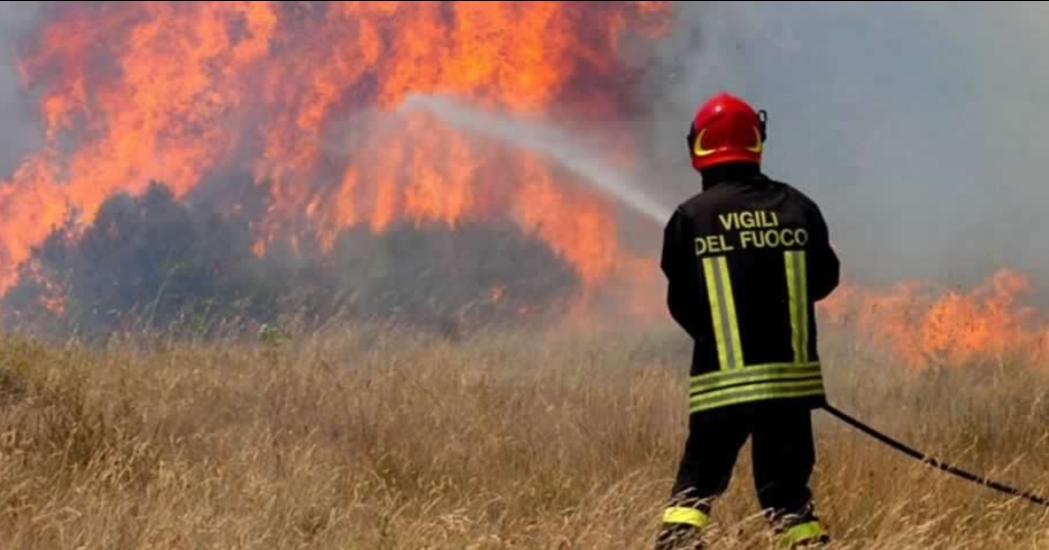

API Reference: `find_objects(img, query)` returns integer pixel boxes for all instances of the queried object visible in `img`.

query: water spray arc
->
[398,94,675,226]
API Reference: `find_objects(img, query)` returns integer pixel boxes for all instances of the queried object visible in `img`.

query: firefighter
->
[654,92,841,550]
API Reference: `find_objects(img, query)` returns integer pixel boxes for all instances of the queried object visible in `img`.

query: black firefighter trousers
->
[657,402,824,547]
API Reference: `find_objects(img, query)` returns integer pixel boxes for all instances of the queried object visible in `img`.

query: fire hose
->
[821,403,1049,508]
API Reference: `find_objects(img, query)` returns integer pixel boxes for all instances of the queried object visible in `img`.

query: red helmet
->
[686,92,767,171]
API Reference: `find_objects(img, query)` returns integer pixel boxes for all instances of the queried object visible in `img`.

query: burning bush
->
[0,180,580,340]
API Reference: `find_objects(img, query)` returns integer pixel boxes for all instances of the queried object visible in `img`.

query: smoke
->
[0,2,44,176]
[635,1,1049,292]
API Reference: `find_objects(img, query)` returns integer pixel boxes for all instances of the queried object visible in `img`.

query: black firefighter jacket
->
[661,172,840,415]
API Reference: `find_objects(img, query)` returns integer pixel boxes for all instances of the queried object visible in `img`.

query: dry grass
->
[0,321,1048,549]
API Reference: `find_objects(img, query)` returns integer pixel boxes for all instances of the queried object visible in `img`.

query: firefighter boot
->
[776,521,829,549]
[766,504,829,549]
[654,506,710,550]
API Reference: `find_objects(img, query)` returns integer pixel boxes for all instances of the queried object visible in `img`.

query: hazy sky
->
[644,1,1049,290]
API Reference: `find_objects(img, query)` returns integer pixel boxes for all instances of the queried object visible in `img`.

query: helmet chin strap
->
[757,109,768,142]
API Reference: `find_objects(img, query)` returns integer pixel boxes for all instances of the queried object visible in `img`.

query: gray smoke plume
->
[0,1,44,176]
[636,1,1049,294]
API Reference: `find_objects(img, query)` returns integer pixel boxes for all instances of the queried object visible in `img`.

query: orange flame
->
[819,269,1049,368]
[0,1,673,298]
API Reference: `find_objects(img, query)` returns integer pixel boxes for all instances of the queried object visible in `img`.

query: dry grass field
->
[0,321,1047,549]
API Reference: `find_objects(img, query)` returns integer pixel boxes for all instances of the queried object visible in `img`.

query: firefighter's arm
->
[661,209,709,340]
[807,204,840,302]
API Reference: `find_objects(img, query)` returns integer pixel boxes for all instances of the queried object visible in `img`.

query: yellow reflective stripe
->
[702,256,743,370]
[690,382,825,414]
[785,251,809,364]
[662,506,710,529]
[702,258,729,371]
[779,521,826,548]
[690,362,821,394]
[690,378,825,414]
[717,257,744,369]
[691,377,824,408]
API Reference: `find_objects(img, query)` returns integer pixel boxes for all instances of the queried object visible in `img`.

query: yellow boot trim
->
[661,506,710,529]
[779,521,826,548]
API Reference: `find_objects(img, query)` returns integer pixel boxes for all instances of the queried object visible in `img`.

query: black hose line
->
[821,403,1049,509]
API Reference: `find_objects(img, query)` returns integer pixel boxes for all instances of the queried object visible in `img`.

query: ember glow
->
[0,1,1046,368]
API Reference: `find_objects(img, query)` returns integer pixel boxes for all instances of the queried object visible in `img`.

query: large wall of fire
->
[0,1,672,335]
